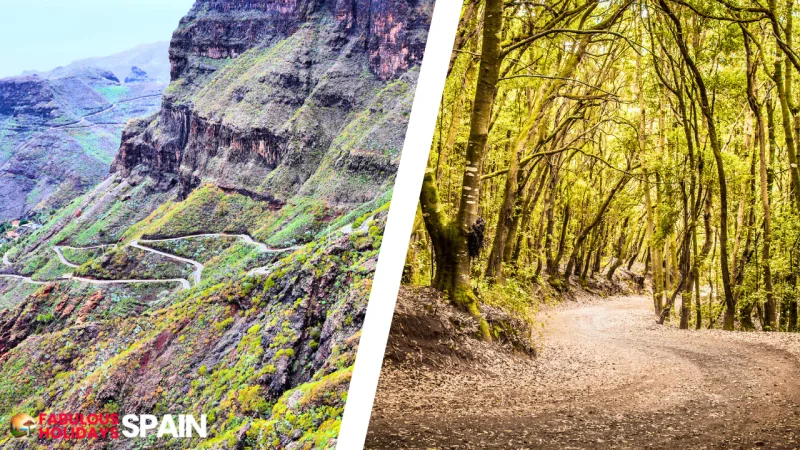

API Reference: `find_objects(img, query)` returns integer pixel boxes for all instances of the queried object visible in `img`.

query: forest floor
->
[366,289,800,449]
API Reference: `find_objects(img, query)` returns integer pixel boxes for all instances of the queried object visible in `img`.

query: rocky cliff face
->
[0,77,60,121]
[167,0,428,80]
[113,0,430,211]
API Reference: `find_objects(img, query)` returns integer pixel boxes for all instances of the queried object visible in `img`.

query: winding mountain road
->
[340,216,374,235]
[131,239,204,285]
[12,93,164,153]
[367,295,800,449]
[0,274,47,285]
[2,232,303,290]
[52,246,78,268]
[53,244,117,269]
[64,274,191,290]
[133,234,303,283]
[136,233,302,254]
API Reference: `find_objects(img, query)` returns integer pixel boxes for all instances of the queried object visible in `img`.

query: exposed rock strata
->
[113,0,431,206]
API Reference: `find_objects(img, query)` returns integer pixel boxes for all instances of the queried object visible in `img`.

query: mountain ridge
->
[21,42,172,84]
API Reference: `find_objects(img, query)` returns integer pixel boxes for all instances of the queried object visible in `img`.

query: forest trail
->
[367,295,800,449]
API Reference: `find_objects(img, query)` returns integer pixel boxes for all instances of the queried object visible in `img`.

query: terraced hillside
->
[0,0,432,448]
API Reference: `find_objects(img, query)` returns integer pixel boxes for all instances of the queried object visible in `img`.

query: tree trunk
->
[418,0,503,341]
[581,248,593,281]
[789,268,798,332]
[486,143,521,282]
[565,174,631,278]
[775,65,800,212]
[766,0,800,213]
[607,218,629,281]
[554,203,571,274]
[627,227,645,271]
[591,223,605,276]
[639,49,664,314]
[511,165,548,264]
[533,207,547,280]
[680,184,694,329]
[544,158,560,275]
[575,250,585,277]
[743,31,776,330]
[644,178,664,314]
[660,0,735,330]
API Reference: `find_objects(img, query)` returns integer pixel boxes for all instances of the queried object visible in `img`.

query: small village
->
[0,219,41,244]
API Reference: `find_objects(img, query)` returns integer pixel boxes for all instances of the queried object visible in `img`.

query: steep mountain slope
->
[0,67,165,220]
[0,0,431,448]
[114,0,429,208]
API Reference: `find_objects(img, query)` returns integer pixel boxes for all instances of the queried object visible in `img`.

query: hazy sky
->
[0,0,195,78]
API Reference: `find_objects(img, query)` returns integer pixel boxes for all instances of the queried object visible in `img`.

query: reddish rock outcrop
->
[112,0,432,204]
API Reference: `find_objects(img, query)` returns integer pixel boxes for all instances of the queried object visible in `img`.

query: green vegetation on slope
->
[74,246,194,281]
[144,235,241,263]
[0,203,389,449]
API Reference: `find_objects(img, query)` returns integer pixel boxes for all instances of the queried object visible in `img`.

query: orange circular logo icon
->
[10,413,36,438]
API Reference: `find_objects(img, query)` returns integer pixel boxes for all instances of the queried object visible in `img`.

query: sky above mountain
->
[0,0,194,78]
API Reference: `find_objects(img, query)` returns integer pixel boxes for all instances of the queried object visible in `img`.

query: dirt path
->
[131,239,203,285]
[367,295,800,449]
[52,246,79,268]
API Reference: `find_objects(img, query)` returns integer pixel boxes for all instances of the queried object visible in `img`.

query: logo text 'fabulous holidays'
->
[9,413,207,440]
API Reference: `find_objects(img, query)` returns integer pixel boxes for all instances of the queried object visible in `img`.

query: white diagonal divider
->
[336,0,462,447]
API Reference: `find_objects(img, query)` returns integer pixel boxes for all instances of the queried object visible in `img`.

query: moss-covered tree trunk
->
[450,0,502,329]
[419,0,503,340]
